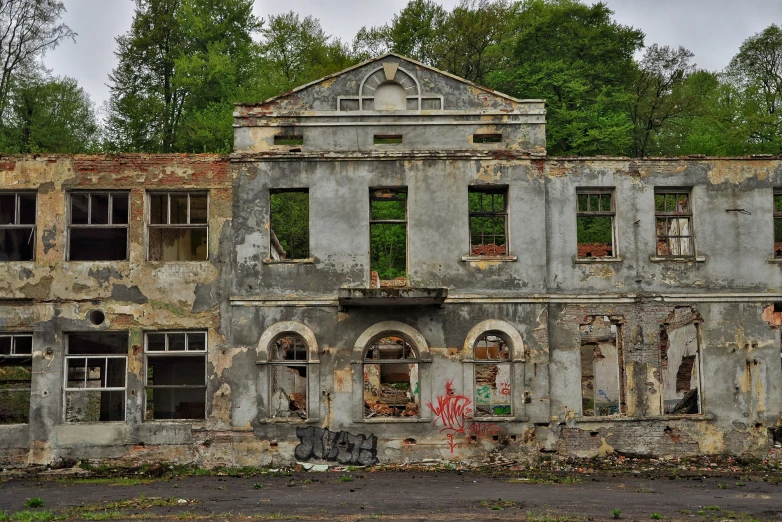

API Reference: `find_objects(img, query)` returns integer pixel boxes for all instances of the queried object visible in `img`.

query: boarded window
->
[364,335,418,418]
[0,193,35,261]
[580,317,624,417]
[0,334,32,424]
[148,192,208,261]
[655,190,694,257]
[577,190,614,258]
[145,332,206,420]
[474,333,511,416]
[68,192,129,261]
[65,333,127,422]
[370,189,407,285]
[660,308,701,414]
[468,188,507,257]
[270,190,309,260]
[270,334,308,419]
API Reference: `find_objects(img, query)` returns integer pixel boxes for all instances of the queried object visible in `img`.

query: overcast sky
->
[43,0,782,111]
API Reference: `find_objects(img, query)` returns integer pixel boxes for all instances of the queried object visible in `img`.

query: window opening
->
[373,134,403,144]
[474,333,512,417]
[269,190,309,260]
[274,134,303,146]
[68,192,129,261]
[473,133,502,144]
[0,334,32,424]
[145,332,206,420]
[269,334,308,419]
[577,190,614,258]
[660,308,701,414]
[65,333,127,422]
[774,190,782,258]
[148,192,208,261]
[0,193,35,261]
[468,187,507,257]
[579,316,624,417]
[370,189,407,286]
[655,190,693,257]
[363,335,418,418]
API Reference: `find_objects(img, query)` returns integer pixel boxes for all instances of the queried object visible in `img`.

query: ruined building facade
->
[1,54,782,467]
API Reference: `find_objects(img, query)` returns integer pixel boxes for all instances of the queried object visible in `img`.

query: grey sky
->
[44,0,782,112]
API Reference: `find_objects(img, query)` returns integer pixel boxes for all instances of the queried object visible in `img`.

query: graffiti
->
[499,382,511,396]
[294,426,378,466]
[363,377,378,397]
[446,433,457,453]
[475,385,491,405]
[468,422,501,440]
[426,380,472,433]
[492,405,511,415]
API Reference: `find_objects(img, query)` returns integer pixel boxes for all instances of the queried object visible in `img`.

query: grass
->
[611,507,622,519]
[479,500,517,511]
[0,511,55,522]
[22,499,42,509]
[507,474,584,485]
[339,475,353,482]
[649,514,662,520]
[705,505,720,511]
[56,477,155,486]
[525,514,586,522]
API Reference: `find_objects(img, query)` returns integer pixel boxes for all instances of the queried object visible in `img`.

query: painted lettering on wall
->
[468,421,501,440]
[294,426,379,466]
[426,380,472,433]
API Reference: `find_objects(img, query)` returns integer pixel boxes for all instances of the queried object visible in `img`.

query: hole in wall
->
[88,310,105,326]
[510,435,517,441]
[590,431,599,437]
[774,302,782,313]
[403,438,416,445]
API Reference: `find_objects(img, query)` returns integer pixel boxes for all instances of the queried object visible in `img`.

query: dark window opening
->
[577,191,614,258]
[474,333,512,417]
[774,191,782,258]
[473,133,502,143]
[0,334,33,424]
[148,192,208,261]
[370,189,407,286]
[363,335,418,418]
[145,332,206,420]
[661,309,701,414]
[270,334,308,419]
[68,192,129,261]
[655,190,694,257]
[580,317,624,417]
[274,134,304,146]
[0,193,35,261]
[270,190,309,260]
[373,134,403,144]
[468,188,507,257]
[65,333,128,422]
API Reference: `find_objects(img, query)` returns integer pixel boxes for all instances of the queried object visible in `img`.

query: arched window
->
[363,335,419,418]
[269,334,309,419]
[473,332,512,417]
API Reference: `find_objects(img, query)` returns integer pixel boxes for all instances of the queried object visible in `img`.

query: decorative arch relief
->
[337,63,443,112]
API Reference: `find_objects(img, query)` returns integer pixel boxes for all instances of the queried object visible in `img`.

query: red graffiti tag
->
[468,422,501,440]
[446,433,457,453]
[499,382,511,396]
[426,381,472,433]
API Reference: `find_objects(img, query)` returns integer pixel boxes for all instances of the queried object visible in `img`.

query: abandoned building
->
[1,53,782,468]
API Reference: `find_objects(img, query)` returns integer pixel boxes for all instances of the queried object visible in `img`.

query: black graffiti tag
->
[294,426,379,466]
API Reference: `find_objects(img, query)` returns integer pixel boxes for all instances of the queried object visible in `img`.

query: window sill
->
[767,257,782,264]
[143,419,206,424]
[574,256,622,264]
[361,417,430,424]
[649,256,705,263]
[461,255,517,262]
[263,258,315,265]
[258,418,318,424]
[574,413,714,423]
[471,416,529,423]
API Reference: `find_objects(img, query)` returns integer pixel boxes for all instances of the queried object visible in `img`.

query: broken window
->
[370,189,407,286]
[363,335,419,418]
[655,189,694,257]
[68,192,129,261]
[660,308,702,414]
[269,190,309,260]
[577,190,614,258]
[474,333,512,417]
[0,192,35,261]
[0,334,32,424]
[774,190,782,258]
[148,192,208,261]
[145,332,206,420]
[468,187,507,257]
[65,333,127,422]
[473,133,502,144]
[269,334,309,419]
[579,317,624,417]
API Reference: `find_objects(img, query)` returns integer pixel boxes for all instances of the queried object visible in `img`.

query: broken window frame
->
[576,189,616,259]
[659,317,703,415]
[268,333,310,421]
[0,192,36,261]
[473,332,513,418]
[468,187,509,258]
[64,333,128,423]
[146,191,209,261]
[67,191,130,261]
[654,189,695,258]
[578,317,626,418]
[269,189,310,261]
[144,331,207,421]
[369,188,408,285]
[774,189,782,258]
[362,334,419,419]
[0,333,33,425]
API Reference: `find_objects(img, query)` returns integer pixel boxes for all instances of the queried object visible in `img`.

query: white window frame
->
[146,191,209,261]
[0,333,33,425]
[472,332,513,418]
[63,352,128,424]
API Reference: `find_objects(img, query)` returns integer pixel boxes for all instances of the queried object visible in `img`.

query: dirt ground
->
[0,466,781,521]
